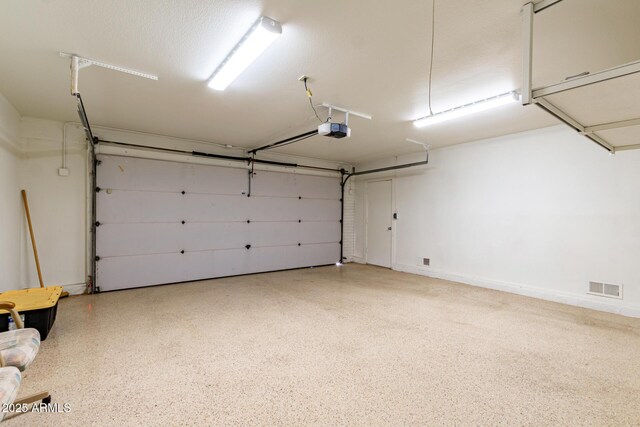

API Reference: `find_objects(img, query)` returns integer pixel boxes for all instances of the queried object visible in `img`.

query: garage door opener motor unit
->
[317,104,356,139]
[318,122,350,138]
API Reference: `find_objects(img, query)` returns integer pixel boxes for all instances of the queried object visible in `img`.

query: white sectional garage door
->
[95,155,341,291]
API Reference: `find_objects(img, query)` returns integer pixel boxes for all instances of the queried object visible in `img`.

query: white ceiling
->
[0,0,638,162]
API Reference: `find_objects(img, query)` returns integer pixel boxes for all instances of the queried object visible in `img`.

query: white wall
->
[0,93,23,292]
[351,126,640,317]
[20,119,88,294]
[0,98,89,294]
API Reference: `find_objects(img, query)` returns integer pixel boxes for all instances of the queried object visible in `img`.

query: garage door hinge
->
[95,256,100,261]
[95,221,101,227]
[95,187,101,193]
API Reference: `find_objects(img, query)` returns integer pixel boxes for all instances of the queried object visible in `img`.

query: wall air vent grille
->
[589,281,622,299]
[604,283,621,298]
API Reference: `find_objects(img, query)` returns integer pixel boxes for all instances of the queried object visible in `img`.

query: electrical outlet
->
[58,167,69,177]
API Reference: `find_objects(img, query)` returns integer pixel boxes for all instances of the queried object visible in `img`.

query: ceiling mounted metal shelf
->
[521,0,640,153]
[532,60,640,99]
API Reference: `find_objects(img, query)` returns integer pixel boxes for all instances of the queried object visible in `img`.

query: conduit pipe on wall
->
[61,122,79,170]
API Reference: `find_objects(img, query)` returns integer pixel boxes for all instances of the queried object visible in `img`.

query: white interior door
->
[366,180,392,268]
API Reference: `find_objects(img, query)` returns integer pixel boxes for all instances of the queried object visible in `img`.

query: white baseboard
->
[62,283,87,295]
[392,263,640,318]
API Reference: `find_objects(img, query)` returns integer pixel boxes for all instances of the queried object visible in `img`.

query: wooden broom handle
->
[21,190,44,288]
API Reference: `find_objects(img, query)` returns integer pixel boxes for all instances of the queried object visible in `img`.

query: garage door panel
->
[181,251,218,282]
[248,246,301,272]
[249,222,299,247]
[211,249,251,278]
[96,154,341,291]
[184,164,247,195]
[185,194,250,222]
[296,174,341,199]
[246,247,271,273]
[181,250,252,282]
[97,223,183,257]
[97,253,186,291]
[279,246,304,271]
[300,221,340,244]
[299,199,341,221]
[251,170,299,197]
[248,197,300,222]
[300,243,340,266]
[98,156,186,192]
[97,191,183,223]
[184,223,248,251]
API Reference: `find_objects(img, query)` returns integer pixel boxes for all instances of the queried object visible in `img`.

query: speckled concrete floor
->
[6,264,640,426]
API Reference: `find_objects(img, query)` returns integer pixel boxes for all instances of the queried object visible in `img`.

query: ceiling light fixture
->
[208,16,282,91]
[413,91,519,128]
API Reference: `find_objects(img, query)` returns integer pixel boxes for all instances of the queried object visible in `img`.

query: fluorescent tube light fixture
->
[413,91,519,128]
[208,16,282,91]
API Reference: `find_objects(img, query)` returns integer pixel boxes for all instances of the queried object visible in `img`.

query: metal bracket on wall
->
[320,103,373,121]
[521,0,640,153]
[60,52,158,96]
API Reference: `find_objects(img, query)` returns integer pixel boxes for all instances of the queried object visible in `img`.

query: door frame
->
[364,178,395,268]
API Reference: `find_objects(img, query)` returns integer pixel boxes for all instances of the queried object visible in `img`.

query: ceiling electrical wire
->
[246,78,333,155]
[427,0,436,115]
[303,78,326,123]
